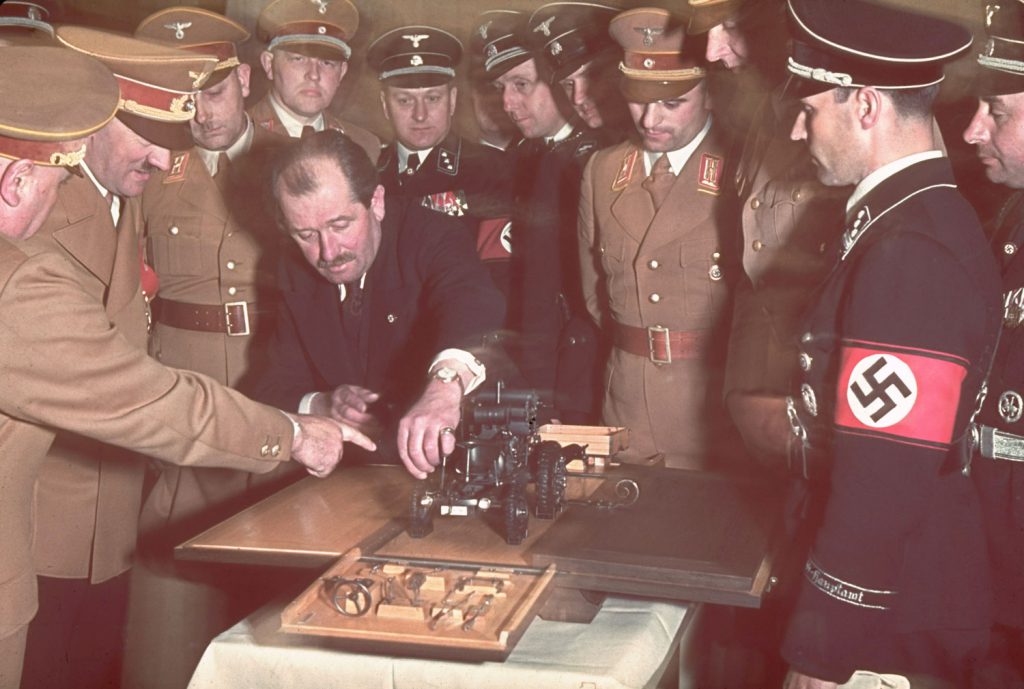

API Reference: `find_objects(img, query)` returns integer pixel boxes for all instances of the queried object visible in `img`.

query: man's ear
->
[855,86,883,130]
[370,183,385,222]
[379,89,390,122]
[259,50,275,82]
[236,63,252,99]
[0,159,34,208]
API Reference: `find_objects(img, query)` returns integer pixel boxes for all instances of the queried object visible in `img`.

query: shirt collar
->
[396,142,434,173]
[337,272,368,302]
[197,116,255,177]
[642,115,712,176]
[545,121,574,145]
[846,150,944,214]
[268,91,325,138]
[80,160,120,225]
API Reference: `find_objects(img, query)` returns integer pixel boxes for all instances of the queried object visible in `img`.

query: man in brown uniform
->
[17,29,371,689]
[251,0,380,162]
[578,7,737,469]
[0,46,120,689]
[687,0,848,463]
[128,9,295,687]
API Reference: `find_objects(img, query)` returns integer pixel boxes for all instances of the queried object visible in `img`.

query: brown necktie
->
[213,152,230,193]
[642,153,674,210]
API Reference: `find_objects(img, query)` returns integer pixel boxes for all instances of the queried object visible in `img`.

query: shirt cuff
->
[298,392,319,414]
[279,409,300,440]
[431,348,486,395]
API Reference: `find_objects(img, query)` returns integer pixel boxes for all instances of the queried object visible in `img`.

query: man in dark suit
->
[249,130,506,478]
[961,3,1024,687]
[367,24,513,295]
[781,1,998,687]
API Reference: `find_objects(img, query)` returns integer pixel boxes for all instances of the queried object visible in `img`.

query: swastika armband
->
[421,190,468,217]
[834,340,967,449]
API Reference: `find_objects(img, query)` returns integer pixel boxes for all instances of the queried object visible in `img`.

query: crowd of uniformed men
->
[2,0,1024,686]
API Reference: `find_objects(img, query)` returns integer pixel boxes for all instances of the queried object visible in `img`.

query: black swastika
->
[849,357,912,422]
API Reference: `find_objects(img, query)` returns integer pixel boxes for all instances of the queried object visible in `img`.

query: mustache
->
[318,253,357,270]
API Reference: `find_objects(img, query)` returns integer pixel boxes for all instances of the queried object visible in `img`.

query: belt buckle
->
[647,325,671,365]
[225,301,250,337]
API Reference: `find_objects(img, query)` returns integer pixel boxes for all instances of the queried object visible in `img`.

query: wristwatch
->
[432,366,464,393]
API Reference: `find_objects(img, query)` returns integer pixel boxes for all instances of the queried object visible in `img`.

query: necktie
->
[213,151,230,193]
[343,281,364,318]
[642,153,674,211]
[405,152,420,176]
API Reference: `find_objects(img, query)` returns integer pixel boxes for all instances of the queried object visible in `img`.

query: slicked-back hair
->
[270,129,380,217]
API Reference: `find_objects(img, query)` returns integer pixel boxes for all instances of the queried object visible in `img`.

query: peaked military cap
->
[610,7,705,103]
[56,26,217,150]
[0,1,54,45]
[685,0,745,34]
[0,46,119,168]
[135,7,250,88]
[527,2,619,83]
[977,1,1024,96]
[784,0,972,98]
[472,10,531,78]
[368,25,462,88]
[257,0,358,62]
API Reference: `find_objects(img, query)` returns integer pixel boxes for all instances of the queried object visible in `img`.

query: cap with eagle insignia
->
[783,0,972,99]
[367,25,463,88]
[609,7,706,104]
[0,1,54,44]
[976,1,1024,96]
[527,2,619,84]
[135,6,250,89]
[0,46,119,168]
[472,9,531,78]
[257,0,359,62]
[56,25,217,151]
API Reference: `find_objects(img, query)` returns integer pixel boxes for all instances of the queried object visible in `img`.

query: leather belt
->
[152,297,268,337]
[612,321,710,365]
[979,425,1024,462]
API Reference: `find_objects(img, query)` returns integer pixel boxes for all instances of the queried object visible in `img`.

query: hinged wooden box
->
[280,548,557,660]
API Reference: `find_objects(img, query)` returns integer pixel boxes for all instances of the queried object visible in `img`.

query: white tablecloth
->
[187,596,695,689]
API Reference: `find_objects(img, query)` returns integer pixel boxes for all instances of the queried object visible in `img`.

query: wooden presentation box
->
[178,462,788,658]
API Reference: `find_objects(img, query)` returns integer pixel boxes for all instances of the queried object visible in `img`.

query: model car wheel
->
[534,441,566,519]
[408,484,434,538]
[503,481,529,545]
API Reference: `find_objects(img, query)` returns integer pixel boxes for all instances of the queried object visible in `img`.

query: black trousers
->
[21,573,130,689]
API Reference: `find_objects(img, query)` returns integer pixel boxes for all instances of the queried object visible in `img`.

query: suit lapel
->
[46,175,116,287]
[609,145,655,244]
[283,254,355,386]
[640,133,726,254]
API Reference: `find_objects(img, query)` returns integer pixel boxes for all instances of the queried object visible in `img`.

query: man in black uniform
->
[475,8,604,421]
[367,24,513,295]
[781,1,1000,687]
[962,4,1024,687]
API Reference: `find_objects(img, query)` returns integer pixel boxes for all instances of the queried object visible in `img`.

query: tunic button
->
[819,242,827,253]
[260,444,270,457]
[752,239,764,252]
[801,331,813,344]
[227,286,238,296]
[649,293,661,303]
[709,265,722,281]
[750,198,761,210]
[792,187,803,202]
[226,261,236,270]
[169,226,179,236]
[270,444,281,457]
[1005,243,1017,256]
[799,352,813,371]
[648,259,660,269]
[386,313,397,323]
